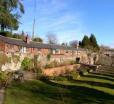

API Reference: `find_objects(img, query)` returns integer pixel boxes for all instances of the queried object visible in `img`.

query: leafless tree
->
[69,40,79,48]
[46,32,58,44]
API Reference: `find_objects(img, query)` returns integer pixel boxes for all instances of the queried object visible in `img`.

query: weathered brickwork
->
[0,35,91,64]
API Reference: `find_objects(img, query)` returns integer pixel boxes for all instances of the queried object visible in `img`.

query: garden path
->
[0,88,5,104]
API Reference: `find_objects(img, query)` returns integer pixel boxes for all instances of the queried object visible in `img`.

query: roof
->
[0,35,85,51]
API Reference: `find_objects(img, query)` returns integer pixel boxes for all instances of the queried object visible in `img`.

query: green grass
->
[4,66,114,104]
[4,79,114,104]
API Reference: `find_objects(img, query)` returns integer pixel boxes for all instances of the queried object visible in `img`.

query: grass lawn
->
[4,66,114,104]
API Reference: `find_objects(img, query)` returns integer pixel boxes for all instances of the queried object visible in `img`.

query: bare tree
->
[69,40,79,48]
[46,33,58,44]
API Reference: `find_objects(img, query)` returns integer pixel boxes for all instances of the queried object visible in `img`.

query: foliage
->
[81,35,90,48]
[4,65,114,104]
[35,63,43,79]
[12,55,20,64]
[0,31,23,39]
[39,75,51,81]
[89,34,99,51]
[71,71,80,79]
[33,37,43,43]
[0,31,12,37]
[45,63,54,69]
[46,53,51,61]
[80,34,99,51]
[79,69,88,76]
[70,60,76,65]
[45,60,76,69]
[45,61,58,69]
[21,57,33,70]
[0,71,7,81]
[12,33,23,39]
[53,76,68,81]
[0,71,12,87]
[0,0,24,31]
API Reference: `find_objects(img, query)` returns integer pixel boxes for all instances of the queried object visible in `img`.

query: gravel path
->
[0,88,5,104]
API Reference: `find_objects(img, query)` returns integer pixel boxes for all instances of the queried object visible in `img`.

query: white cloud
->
[37,0,67,16]
[19,0,86,43]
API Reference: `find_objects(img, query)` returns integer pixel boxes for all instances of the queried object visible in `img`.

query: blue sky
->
[18,0,114,47]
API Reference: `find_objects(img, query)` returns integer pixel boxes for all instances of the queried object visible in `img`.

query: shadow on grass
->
[96,70,114,75]
[82,74,114,82]
[92,73,114,78]
[42,80,114,103]
[6,80,114,104]
[70,79,114,89]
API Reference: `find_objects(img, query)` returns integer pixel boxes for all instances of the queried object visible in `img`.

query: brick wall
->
[43,64,80,76]
[0,41,5,52]
[4,43,20,53]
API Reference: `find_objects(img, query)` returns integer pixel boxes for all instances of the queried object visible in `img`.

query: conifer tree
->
[90,34,99,51]
[82,35,90,48]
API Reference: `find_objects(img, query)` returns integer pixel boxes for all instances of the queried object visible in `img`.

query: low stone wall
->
[42,64,80,76]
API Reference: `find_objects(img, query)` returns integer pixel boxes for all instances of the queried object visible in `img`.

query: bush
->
[0,71,7,81]
[87,68,93,73]
[0,31,12,37]
[36,66,43,79]
[33,37,43,43]
[21,57,33,70]
[53,76,68,81]
[66,75,73,80]
[47,54,51,61]
[39,75,51,81]
[12,33,23,39]
[45,61,58,69]
[12,55,20,64]
[45,63,54,69]
[0,71,12,87]
[69,60,76,65]
[71,71,80,79]
[79,70,88,76]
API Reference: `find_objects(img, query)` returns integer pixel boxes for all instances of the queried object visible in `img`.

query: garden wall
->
[42,64,80,76]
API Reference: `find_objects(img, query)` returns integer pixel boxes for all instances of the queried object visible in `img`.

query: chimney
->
[22,34,30,44]
[26,35,30,44]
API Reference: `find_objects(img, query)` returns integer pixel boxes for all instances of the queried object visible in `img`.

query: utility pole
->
[32,18,35,40]
[32,0,36,40]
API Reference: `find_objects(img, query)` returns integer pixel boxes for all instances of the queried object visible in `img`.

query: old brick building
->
[0,35,88,63]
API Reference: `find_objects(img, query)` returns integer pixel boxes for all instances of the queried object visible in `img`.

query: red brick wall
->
[41,49,50,55]
[4,43,20,53]
[0,41,5,51]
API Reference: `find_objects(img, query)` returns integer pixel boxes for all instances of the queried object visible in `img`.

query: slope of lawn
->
[4,80,114,104]
[4,66,114,104]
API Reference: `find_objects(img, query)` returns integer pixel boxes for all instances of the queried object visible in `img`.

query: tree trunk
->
[1,24,5,32]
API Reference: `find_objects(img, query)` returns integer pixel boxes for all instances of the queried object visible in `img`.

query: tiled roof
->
[0,35,85,51]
